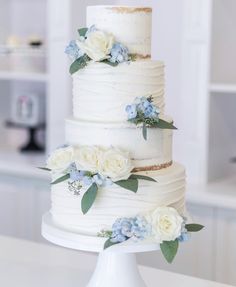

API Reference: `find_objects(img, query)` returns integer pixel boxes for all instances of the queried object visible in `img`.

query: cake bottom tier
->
[51,162,186,236]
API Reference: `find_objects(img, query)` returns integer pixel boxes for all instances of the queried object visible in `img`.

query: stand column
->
[87,251,147,287]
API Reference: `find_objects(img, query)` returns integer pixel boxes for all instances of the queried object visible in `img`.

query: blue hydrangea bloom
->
[136,98,160,119]
[85,25,98,37]
[110,216,150,243]
[92,174,105,186]
[143,103,157,118]
[125,104,137,120]
[178,218,190,242]
[103,177,113,187]
[132,216,152,240]
[110,42,129,63]
[68,163,84,182]
[178,232,191,242]
[82,176,93,186]
[65,40,84,61]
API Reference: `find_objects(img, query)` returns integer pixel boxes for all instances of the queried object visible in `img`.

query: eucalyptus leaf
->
[128,118,141,125]
[104,239,119,249]
[102,59,119,67]
[155,119,177,130]
[129,174,157,182]
[142,122,147,140]
[160,239,179,264]
[51,174,70,185]
[129,54,137,61]
[38,167,51,171]
[115,178,138,193]
[69,55,89,74]
[81,183,98,214]
[186,224,204,232]
[78,27,88,37]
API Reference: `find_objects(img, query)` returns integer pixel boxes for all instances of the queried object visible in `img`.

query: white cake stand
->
[42,212,160,287]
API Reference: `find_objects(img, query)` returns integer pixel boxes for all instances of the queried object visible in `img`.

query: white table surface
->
[0,236,233,287]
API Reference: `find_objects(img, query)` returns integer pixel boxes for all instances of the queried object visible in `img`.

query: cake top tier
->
[87,6,152,57]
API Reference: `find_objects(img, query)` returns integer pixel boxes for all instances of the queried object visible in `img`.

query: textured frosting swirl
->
[73,60,165,122]
[51,163,186,235]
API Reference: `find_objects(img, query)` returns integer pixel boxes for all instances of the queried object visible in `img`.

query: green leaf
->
[155,119,177,130]
[115,178,138,193]
[104,238,119,249]
[78,27,88,37]
[51,174,70,185]
[160,239,179,264]
[129,54,137,61]
[102,59,119,67]
[142,122,147,140]
[81,183,98,214]
[128,118,142,125]
[69,55,90,74]
[186,224,204,232]
[129,174,157,182]
[38,167,51,171]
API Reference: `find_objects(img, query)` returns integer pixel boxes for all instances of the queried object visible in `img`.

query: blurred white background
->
[0,0,235,286]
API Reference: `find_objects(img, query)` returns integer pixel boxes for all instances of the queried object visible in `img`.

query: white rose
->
[146,207,183,243]
[98,148,133,181]
[76,30,115,62]
[46,146,74,172]
[74,145,101,172]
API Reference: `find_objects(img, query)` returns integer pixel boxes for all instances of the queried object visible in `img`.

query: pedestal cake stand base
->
[42,212,160,287]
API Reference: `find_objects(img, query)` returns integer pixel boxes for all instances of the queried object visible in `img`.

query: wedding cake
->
[43,6,203,263]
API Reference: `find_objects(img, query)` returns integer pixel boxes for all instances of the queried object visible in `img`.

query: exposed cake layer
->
[51,163,186,235]
[87,6,152,56]
[73,60,165,122]
[65,118,172,168]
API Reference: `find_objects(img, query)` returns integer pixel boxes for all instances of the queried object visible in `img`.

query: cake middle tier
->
[66,118,172,168]
[72,60,165,122]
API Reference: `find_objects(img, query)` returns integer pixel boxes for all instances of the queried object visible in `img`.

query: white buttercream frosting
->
[72,60,165,122]
[65,117,172,167]
[51,163,186,235]
[87,6,152,56]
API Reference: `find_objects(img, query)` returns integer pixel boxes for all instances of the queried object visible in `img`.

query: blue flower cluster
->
[65,40,84,61]
[178,218,191,242]
[110,216,151,243]
[68,163,112,189]
[126,97,160,120]
[109,42,129,64]
[126,104,137,120]
[85,25,97,38]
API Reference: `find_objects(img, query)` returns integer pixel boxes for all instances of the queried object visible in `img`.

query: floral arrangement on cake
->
[98,206,204,263]
[126,96,177,140]
[65,25,135,74]
[40,145,156,214]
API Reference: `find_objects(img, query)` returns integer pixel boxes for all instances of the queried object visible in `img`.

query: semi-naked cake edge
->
[87,6,152,56]
[65,118,173,168]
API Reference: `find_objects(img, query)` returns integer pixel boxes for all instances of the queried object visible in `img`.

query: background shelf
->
[0,71,48,83]
[187,176,236,210]
[0,149,48,179]
[209,83,236,94]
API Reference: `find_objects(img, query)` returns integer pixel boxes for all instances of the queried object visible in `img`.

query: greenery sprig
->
[102,220,204,264]
[126,96,177,140]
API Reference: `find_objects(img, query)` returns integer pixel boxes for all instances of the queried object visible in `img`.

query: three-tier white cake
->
[48,6,186,236]
[43,5,204,264]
